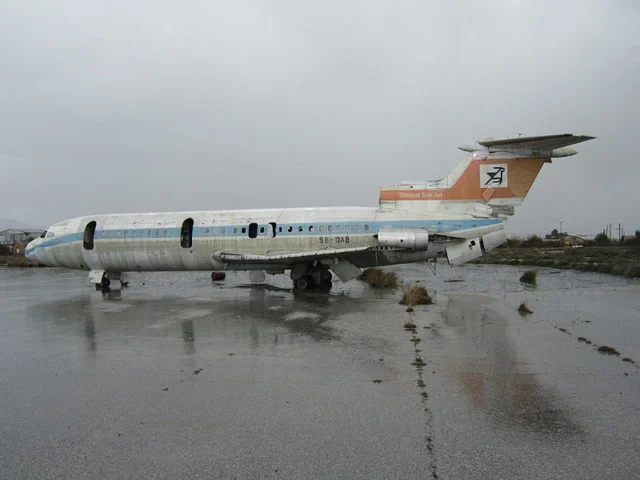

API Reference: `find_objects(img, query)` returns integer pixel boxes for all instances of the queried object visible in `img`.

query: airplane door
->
[80,220,102,269]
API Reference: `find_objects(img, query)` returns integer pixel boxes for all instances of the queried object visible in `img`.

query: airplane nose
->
[25,239,39,261]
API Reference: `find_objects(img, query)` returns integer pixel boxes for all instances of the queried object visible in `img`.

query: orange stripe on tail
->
[379,158,546,202]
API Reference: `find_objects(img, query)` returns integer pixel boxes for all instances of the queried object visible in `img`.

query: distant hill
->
[0,218,43,231]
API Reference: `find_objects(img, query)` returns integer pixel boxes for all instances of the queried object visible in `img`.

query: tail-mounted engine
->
[376,229,429,251]
[446,229,507,265]
[480,229,507,252]
[446,238,482,265]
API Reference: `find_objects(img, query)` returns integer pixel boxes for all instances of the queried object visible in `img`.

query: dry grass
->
[519,269,537,285]
[597,345,620,355]
[359,268,398,289]
[517,302,533,315]
[1,255,40,267]
[400,284,432,306]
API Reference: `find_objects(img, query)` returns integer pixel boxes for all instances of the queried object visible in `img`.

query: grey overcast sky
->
[1,1,638,236]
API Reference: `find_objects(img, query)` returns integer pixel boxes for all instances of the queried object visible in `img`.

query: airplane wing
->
[216,246,374,282]
[478,133,595,152]
[216,246,373,265]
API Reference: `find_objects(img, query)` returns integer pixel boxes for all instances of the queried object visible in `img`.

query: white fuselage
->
[25,206,503,273]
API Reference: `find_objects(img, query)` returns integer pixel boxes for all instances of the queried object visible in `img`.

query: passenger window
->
[298,226,303,232]
[365,224,370,231]
[288,226,293,233]
[319,226,324,232]
[328,225,333,232]
[309,226,313,232]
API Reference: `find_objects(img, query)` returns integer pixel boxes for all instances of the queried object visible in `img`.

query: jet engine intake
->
[377,229,429,251]
[446,238,483,265]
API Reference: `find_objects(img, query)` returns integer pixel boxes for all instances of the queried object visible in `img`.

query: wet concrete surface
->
[1,265,639,479]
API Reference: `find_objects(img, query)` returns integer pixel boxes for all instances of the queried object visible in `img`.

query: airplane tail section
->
[379,134,594,217]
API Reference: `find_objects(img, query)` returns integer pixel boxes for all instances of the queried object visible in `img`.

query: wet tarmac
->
[1,265,639,479]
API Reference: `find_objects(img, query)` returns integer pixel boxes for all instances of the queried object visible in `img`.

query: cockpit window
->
[40,231,47,238]
[45,231,56,239]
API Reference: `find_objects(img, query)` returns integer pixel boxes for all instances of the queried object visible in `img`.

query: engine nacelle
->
[481,229,507,252]
[377,229,429,251]
[446,238,483,265]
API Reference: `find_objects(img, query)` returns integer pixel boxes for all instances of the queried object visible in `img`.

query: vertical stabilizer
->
[379,134,594,216]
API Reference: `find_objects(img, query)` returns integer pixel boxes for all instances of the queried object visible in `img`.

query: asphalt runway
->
[1,265,639,479]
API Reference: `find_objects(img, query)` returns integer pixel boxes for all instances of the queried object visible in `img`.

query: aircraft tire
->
[295,276,314,290]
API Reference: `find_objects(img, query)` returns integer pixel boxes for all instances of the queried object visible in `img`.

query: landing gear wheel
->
[322,279,333,290]
[295,276,315,290]
[101,276,111,293]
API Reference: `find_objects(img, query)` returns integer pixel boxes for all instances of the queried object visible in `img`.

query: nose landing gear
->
[94,275,111,292]
[89,270,123,293]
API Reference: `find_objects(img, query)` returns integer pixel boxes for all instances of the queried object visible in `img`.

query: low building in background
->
[0,229,42,252]
[563,235,587,247]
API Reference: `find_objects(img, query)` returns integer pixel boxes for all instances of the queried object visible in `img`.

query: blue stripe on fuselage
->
[28,218,503,253]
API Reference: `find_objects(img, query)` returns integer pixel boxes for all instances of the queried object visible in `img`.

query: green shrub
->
[520,270,537,285]
[594,233,611,246]
[612,264,627,276]
[518,302,533,315]
[522,235,544,248]
[625,264,640,278]
[506,238,523,247]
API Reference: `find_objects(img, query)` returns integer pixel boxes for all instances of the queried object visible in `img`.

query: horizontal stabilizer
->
[478,134,595,152]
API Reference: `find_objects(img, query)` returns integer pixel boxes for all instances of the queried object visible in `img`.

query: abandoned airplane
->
[26,133,594,291]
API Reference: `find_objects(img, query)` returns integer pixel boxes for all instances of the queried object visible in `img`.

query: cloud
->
[0,0,638,235]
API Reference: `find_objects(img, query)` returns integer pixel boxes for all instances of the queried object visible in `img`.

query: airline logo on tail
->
[480,164,508,188]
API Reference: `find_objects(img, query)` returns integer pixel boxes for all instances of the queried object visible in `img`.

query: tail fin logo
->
[480,164,508,188]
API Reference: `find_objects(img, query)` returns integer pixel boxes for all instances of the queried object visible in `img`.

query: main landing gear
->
[89,270,125,293]
[291,268,333,291]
